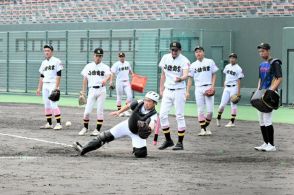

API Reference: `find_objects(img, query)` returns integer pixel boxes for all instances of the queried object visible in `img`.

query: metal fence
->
[0,28,241,103]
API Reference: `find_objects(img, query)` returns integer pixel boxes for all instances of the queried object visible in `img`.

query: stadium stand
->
[0,0,293,24]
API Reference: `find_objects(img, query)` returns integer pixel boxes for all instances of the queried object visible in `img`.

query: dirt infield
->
[0,103,293,195]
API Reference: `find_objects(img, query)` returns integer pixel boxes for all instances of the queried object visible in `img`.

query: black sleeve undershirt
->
[271,61,282,78]
[57,70,62,76]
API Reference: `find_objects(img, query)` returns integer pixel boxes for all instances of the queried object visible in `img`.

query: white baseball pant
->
[195,85,214,122]
[159,88,186,131]
[218,86,238,115]
[258,111,272,126]
[42,82,60,116]
[84,87,106,121]
[116,80,132,106]
[110,120,146,148]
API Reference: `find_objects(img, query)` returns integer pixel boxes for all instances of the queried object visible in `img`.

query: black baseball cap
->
[229,53,237,58]
[43,44,54,51]
[118,52,125,57]
[94,48,103,55]
[194,46,204,52]
[170,41,181,50]
[257,43,271,50]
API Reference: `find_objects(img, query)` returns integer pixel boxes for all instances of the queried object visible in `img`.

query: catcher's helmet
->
[145,91,159,103]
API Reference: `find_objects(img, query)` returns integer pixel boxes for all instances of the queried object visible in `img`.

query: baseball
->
[65,121,72,127]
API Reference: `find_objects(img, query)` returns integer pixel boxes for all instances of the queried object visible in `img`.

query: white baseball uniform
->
[218,64,244,115]
[111,60,133,106]
[189,58,219,122]
[159,53,190,132]
[39,56,63,117]
[110,102,157,148]
[81,62,111,121]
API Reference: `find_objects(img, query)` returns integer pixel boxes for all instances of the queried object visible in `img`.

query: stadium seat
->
[0,0,293,24]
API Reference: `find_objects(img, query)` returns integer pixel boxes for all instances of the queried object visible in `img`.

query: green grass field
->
[0,93,293,124]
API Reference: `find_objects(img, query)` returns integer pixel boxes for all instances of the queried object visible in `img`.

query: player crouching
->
[73,91,159,158]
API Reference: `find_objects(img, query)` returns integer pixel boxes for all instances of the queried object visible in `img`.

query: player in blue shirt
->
[254,43,282,152]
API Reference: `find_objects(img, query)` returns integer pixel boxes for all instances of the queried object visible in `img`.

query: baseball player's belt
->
[201,84,211,87]
[226,85,236,87]
[91,86,104,89]
[167,88,185,91]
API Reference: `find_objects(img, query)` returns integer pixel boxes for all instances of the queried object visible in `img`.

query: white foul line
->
[0,132,73,148]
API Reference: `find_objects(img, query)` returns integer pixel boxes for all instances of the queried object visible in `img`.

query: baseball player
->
[186,46,219,136]
[158,41,190,150]
[254,43,282,152]
[36,45,63,130]
[78,48,111,136]
[73,91,159,158]
[216,53,244,127]
[109,52,133,117]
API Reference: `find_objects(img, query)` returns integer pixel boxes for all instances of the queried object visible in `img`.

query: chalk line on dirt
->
[0,132,73,148]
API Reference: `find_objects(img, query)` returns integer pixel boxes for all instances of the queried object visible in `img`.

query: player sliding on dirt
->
[73,91,159,158]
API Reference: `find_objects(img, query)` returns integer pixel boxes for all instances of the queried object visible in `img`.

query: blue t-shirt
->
[259,61,272,89]
[259,59,282,90]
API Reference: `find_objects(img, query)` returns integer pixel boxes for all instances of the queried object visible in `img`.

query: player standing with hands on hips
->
[78,48,111,136]
[186,46,218,136]
[158,41,190,150]
[216,53,244,127]
[109,52,133,117]
[254,43,282,152]
[37,45,63,130]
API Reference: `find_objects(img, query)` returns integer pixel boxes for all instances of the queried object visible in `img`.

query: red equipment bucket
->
[131,74,147,93]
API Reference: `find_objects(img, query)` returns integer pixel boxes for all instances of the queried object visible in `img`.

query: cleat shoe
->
[254,142,268,151]
[198,129,206,136]
[119,112,125,117]
[158,140,174,150]
[91,129,100,136]
[262,143,277,152]
[78,127,88,136]
[53,123,62,130]
[40,123,53,129]
[225,121,235,128]
[205,129,212,136]
[216,119,221,127]
[172,142,184,150]
[72,142,83,155]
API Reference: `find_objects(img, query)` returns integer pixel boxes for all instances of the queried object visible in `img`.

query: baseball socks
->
[90,119,103,136]
[96,120,103,131]
[55,114,61,124]
[172,130,185,150]
[216,112,222,126]
[46,114,52,125]
[254,126,268,151]
[230,114,236,124]
[83,119,89,129]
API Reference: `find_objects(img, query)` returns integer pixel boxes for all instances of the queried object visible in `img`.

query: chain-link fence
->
[0,28,247,103]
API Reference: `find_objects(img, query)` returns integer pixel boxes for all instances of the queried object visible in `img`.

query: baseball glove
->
[204,88,215,97]
[137,118,152,139]
[231,94,241,104]
[48,89,60,102]
[262,90,280,110]
[78,91,87,106]
[109,85,115,91]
